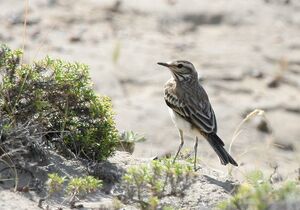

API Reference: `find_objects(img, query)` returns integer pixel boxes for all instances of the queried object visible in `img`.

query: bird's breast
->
[168,108,200,138]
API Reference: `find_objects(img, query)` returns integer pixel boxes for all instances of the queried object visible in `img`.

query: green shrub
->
[122,158,196,209]
[218,170,300,210]
[47,173,102,207]
[47,173,66,194]
[66,176,103,197]
[0,45,118,160]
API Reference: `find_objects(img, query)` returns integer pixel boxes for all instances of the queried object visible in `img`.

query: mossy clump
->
[0,45,118,160]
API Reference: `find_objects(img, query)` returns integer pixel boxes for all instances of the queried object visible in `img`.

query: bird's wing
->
[165,91,217,133]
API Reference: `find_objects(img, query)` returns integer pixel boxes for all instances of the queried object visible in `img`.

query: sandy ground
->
[0,0,299,183]
[0,190,41,210]
[0,151,236,210]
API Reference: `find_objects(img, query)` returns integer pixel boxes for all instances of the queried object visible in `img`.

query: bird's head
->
[157,60,197,81]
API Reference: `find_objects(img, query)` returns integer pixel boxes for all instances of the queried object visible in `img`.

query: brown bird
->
[158,60,238,170]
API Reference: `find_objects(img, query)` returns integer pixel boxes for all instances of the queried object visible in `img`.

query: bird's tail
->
[206,133,238,166]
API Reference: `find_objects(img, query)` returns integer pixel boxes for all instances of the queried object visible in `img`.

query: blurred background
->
[0,0,299,178]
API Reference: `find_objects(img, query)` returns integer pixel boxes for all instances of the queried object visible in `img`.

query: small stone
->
[110,0,122,13]
[267,77,281,88]
[256,118,271,133]
[69,35,82,43]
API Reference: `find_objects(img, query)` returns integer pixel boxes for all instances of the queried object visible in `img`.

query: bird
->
[157,60,238,170]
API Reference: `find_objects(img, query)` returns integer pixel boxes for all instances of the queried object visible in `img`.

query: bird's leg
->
[194,136,199,171]
[173,129,184,164]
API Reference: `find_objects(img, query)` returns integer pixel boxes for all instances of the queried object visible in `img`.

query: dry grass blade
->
[0,148,18,191]
[229,109,265,154]
[227,109,265,175]
[0,119,45,191]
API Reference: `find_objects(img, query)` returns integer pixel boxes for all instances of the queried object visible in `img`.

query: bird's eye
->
[177,64,183,68]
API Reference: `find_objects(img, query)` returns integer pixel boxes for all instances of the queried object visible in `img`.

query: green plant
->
[46,174,102,207]
[148,196,159,210]
[47,173,66,194]
[218,170,300,210]
[0,45,118,160]
[119,131,146,143]
[122,158,195,209]
[117,131,146,153]
[66,176,102,197]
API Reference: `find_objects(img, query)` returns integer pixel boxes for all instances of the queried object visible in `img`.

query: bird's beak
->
[157,62,171,67]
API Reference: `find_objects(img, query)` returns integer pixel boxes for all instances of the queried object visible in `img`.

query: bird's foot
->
[194,165,201,172]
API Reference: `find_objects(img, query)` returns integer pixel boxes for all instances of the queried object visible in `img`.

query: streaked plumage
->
[158,60,238,168]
